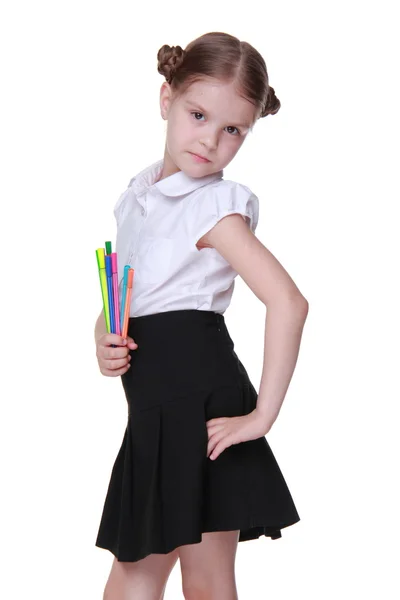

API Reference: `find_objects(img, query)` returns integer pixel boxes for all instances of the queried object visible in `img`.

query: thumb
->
[126,336,138,347]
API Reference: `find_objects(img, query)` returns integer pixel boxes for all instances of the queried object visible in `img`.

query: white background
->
[1,0,399,598]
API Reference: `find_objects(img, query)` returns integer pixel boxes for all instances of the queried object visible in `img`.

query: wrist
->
[253,406,275,433]
[95,314,107,344]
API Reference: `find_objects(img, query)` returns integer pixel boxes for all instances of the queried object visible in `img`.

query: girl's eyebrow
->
[185,100,251,129]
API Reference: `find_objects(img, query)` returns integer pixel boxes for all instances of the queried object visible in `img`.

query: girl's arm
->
[95,310,107,344]
[202,214,309,432]
[253,300,308,430]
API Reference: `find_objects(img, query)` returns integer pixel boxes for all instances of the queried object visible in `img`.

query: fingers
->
[98,352,131,376]
[126,336,138,349]
[99,333,128,347]
[98,344,129,360]
[98,334,138,353]
[103,354,131,370]
[100,361,132,377]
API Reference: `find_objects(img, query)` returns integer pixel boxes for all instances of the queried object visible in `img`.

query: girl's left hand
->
[206,409,269,460]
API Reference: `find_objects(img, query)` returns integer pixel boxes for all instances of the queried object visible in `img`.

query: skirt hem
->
[95,516,301,563]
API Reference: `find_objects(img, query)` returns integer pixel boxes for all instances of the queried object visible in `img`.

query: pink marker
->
[111,253,121,335]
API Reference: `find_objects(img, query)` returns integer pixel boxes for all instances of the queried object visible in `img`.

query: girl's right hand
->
[96,334,138,377]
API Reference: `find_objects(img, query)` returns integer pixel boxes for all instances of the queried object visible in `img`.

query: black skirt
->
[95,309,300,562]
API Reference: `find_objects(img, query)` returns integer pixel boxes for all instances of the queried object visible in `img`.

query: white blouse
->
[114,159,259,317]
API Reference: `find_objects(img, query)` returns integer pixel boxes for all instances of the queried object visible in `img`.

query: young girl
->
[94,31,308,600]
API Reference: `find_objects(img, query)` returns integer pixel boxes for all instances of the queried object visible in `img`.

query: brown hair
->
[157,32,280,121]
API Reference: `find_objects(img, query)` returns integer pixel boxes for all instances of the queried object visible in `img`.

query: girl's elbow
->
[268,293,309,317]
[293,294,309,318]
[287,290,308,309]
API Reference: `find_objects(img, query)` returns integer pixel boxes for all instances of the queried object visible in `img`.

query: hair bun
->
[261,86,281,117]
[157,44,185,83]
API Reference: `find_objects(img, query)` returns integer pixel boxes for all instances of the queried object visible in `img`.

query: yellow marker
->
[96,248,110,332]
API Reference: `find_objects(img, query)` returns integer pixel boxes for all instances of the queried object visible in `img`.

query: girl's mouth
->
[189,152,211,163]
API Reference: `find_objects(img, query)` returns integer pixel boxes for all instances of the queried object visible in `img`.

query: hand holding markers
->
[95,332,137,377]
[96,242,137,372]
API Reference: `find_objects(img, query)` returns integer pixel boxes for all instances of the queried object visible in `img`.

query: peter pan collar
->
[129,158,224,197]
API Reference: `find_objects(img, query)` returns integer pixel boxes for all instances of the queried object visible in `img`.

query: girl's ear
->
[159,82,173,120]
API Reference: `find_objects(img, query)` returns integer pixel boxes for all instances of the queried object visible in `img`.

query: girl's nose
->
[200,131,219,151]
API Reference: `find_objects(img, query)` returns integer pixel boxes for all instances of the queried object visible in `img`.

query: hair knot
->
[157,44,185,83]
[261,86,281,117]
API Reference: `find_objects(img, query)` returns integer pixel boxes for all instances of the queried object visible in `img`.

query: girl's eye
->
[190,112,240,135]
[192,112,205,121]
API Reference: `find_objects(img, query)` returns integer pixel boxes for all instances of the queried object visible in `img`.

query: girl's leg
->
[103,549,179,600]
[178,530,240,600]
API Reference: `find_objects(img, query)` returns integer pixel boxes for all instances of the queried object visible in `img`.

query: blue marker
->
[120,265,131,331]
[105,255,115,334]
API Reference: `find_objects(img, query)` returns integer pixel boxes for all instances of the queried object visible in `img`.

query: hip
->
[121,309,253,399]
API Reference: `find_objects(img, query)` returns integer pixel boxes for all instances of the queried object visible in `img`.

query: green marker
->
[96,248,111,332]
[105,241,112,255]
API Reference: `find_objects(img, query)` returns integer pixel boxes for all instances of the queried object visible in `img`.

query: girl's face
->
[159,77,258,179]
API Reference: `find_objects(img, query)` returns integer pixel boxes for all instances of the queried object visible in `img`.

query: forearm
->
[256,298,309,432]
[95,311,107,344]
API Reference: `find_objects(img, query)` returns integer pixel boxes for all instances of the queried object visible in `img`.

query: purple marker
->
[111,253,121,336]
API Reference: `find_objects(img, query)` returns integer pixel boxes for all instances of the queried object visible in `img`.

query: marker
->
[105,241,112,255]
[96,248,110,333]
[120,265,131,331]
[122,268,134,339]
[105,255,115,334]
[111,253,121,335]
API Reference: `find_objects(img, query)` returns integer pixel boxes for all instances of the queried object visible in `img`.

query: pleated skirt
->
[95,309,300,562]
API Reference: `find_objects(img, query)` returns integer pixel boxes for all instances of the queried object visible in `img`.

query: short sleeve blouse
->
[113,159,260,317]
[188,179,259,247]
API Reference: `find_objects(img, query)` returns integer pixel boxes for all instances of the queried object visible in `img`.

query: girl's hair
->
[157,32,280,120]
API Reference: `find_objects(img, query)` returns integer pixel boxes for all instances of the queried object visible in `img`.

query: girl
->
[94,31,308,600]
